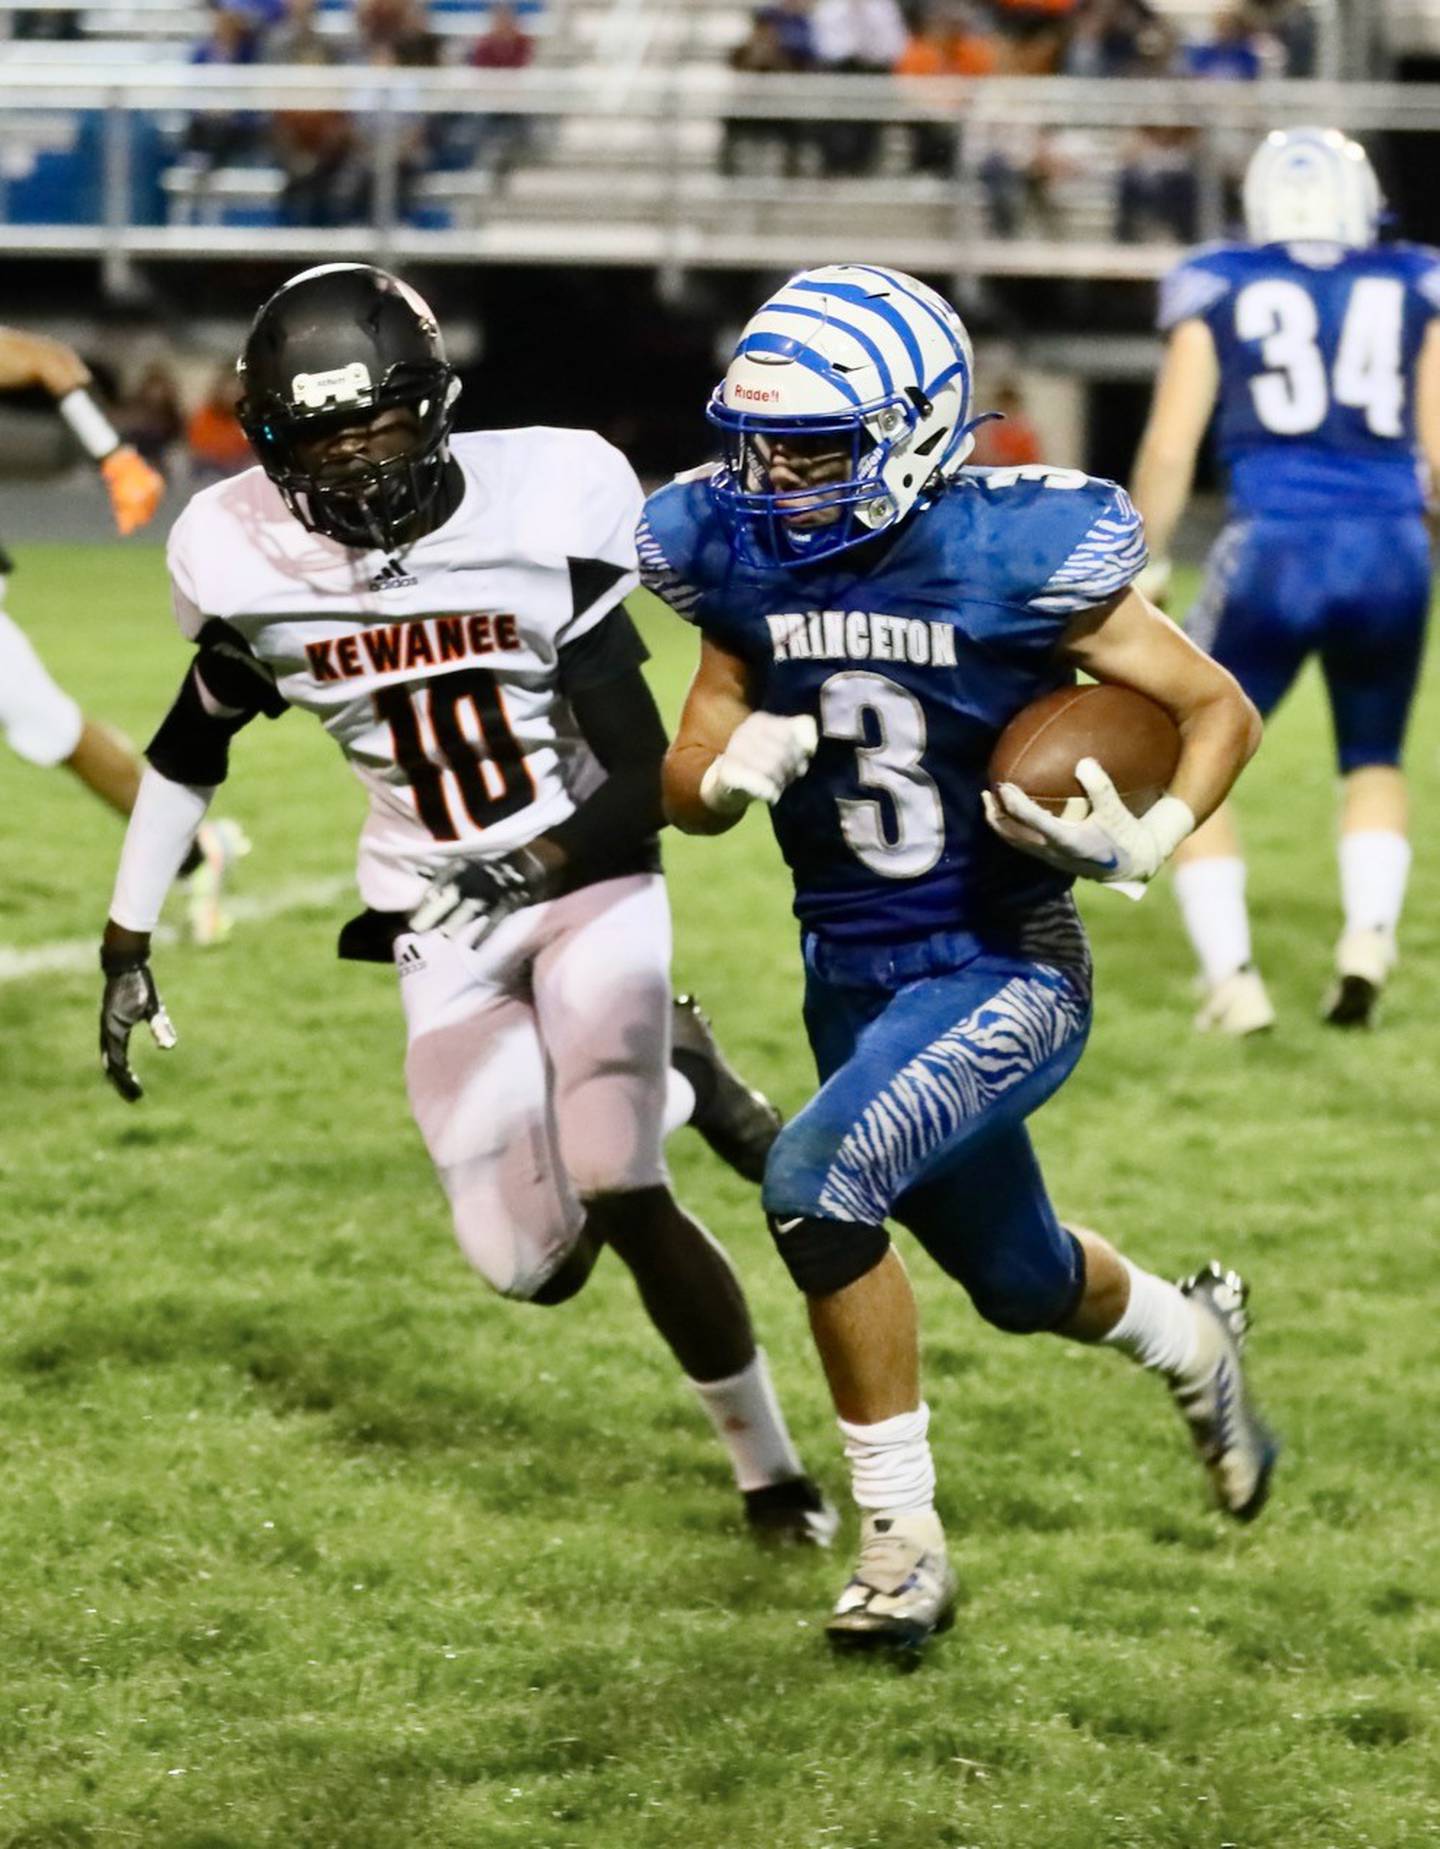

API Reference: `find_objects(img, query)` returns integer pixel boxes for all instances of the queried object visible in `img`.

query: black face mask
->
[240,365,459,552]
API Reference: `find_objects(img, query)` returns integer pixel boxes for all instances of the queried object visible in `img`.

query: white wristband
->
[58,388,121,462]
[1145,793,1196,861]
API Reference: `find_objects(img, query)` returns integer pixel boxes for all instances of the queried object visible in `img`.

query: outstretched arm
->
[0,324,164,536]
[1129,318,1220,603]
[99,635,283,1099]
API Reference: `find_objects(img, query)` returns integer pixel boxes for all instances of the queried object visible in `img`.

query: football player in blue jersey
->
[1132,127,1440,1033]
[643,263,1277,1651]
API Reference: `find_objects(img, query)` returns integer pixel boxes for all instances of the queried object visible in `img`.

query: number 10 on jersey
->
[374,668,534,841]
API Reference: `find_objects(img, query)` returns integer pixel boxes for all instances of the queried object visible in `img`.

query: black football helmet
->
[237,263,461,551]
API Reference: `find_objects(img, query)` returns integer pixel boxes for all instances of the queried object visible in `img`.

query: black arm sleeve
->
[146,665,257,787]
[145,621,287,786]
[547,610,668,882]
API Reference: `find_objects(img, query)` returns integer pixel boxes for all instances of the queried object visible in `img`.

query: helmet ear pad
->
[237,263,462,550]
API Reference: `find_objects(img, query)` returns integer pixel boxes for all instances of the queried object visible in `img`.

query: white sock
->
[1102,1257,1210,1385]
[1339,830,1410,939]
[663,1068,696,1137]
[836,1403,936,1514]
[687,1348,804,1492]
[1173,856,1253,988]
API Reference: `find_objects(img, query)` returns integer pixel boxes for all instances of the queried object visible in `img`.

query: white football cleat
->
[1194,966,1275,1037]
[1322,927,1395,1029]
[825,1508,956,1651]
[183,818,252,947]
[1169,1263,1279,1523]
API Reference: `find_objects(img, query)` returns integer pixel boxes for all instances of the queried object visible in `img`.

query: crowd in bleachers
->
[723,0,1316,241]
[174,0,535,225]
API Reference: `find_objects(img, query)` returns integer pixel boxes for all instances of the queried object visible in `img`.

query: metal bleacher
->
[0,0,1434,287]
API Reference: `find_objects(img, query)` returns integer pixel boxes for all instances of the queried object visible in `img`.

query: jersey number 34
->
[1237,276,1405,439]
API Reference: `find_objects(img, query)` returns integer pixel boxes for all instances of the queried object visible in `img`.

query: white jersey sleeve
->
[166,498,206,641]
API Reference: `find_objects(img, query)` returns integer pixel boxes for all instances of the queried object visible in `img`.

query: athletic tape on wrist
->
[58,388,121,462]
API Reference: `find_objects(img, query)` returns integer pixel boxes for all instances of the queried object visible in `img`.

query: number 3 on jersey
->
[374,669,534,841]
[1237,276,1405,438]
[820,670,944,879]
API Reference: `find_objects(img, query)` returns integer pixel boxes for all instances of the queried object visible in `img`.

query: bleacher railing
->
[0,67,1434,289]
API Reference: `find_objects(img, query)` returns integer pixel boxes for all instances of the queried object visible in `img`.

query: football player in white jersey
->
[0,326,245,944]
[96,263,835,1546]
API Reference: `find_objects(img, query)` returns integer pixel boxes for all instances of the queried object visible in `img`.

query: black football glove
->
[100,950,177,1102]
[407,845,555,950]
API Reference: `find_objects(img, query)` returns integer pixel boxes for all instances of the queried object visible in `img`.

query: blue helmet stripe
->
[734,331,864,405]
[790,278,925,380]
[846,265,968,369]
[760,301,897,397]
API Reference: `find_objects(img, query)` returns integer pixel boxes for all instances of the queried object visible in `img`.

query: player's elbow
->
[662,746,731,835]
[1241,694,1263,764]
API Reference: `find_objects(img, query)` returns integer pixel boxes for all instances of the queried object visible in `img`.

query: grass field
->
[2,542,1439,1849]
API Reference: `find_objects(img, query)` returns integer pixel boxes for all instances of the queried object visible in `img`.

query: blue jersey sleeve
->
[636,469,717,625]
[961,470,1148,635]
[1157,246,1239,333]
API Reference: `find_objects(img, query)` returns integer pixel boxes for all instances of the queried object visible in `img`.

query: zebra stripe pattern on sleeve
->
[1029,487,1148,616]
[1157,262,1231,332]
[815,967,1090,1227]
[636,513,702,620]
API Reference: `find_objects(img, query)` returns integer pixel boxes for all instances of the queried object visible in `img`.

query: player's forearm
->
[0,328,92,397]
[546,758,665,875]
[662,744,744,835]
[107,766,215,935]
[1167,681,1263,827]
[1130,437,1196,565]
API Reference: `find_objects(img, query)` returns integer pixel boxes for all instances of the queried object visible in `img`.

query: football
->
[988,683,1181,817]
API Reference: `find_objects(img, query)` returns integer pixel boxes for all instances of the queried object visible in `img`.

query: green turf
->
[1,542,1438,1848]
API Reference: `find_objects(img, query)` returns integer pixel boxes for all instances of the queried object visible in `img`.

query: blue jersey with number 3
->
[639,465,1147,944]
[1159,240,1440,516]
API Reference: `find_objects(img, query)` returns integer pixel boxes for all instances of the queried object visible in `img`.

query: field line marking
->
[0,875,355,984]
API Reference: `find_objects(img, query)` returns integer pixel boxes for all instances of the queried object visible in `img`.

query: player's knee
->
[447,1193,586,1305]
[964,1236,1085,1334]
[766,1211,890,1297]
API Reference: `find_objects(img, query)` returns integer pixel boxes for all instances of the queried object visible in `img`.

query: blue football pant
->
[1187,513,1430,772]
[763,927,1091,1333]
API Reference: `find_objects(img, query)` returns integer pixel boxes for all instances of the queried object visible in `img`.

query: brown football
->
[988,683,1181,817]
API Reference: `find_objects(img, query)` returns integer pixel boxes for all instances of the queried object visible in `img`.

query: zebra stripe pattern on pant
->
[814,970,1090,1225]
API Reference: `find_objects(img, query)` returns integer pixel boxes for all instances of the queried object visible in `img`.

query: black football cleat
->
[670,995,783,1184]
[744,1476,840,1548]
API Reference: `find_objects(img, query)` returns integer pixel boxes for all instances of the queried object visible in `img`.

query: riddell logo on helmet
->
[732,384,781,404]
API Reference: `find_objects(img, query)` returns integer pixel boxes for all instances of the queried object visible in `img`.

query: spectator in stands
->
[969,380,1042,467]
[811,0,908,174]
[1062,0,1163,77]
[447,2,537,181]
[1183,6,1263,80]
[186,364,253,485]
[723,7,818,177]
[895,2,999,177]
[358,0,439,66]
[1116,125,1199,242]
[979,124,1079,235]
[1244,0,1314,75]
[183,6,265,172]
[262,0,332,64]
[992,0,1078,71]
[757,0,819,66]
[114,362,186,473]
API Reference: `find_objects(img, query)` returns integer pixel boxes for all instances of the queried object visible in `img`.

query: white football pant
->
[398,872,673,1301]
[0,602,84,767]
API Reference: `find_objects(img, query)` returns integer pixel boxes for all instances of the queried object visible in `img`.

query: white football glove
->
[983,756,1195,893]
[699,712,819,814]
